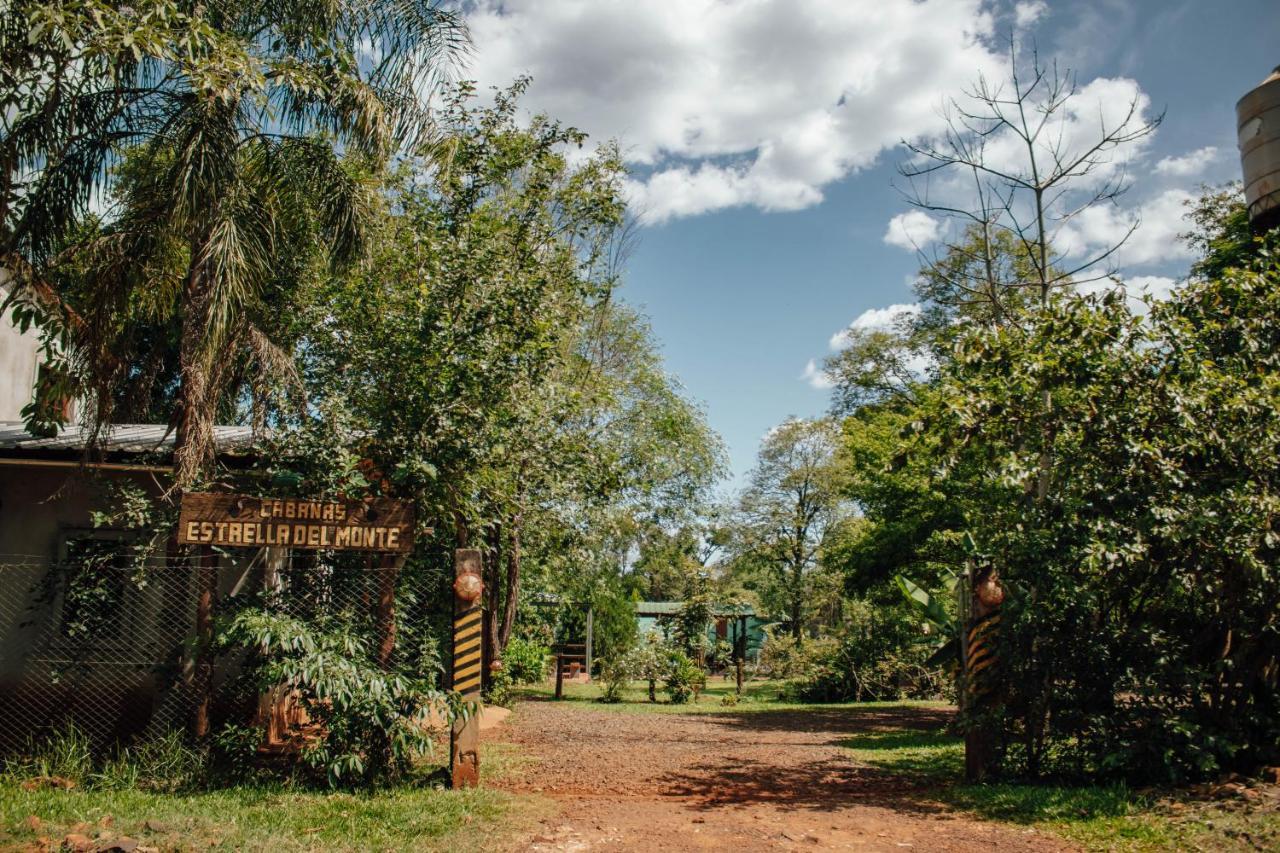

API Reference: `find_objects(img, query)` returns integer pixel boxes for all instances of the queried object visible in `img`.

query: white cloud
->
[828,303,920,350]
[1014,1,1048,28]
[1076,274,1180,313]
[801,358,834,389]
[1154,146,1219,177]
[1057,189,1196,270]
[1124,275,1178,302]
[883,211,941,251]
[466,0,1009,223]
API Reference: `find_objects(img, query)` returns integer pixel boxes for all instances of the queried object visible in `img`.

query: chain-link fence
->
[0,548,452,755]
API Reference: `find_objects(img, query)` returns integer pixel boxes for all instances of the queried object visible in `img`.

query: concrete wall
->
[0,465,252,748]
[0,274,40,422]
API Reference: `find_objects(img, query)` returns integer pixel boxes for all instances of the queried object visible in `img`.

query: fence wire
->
[0,549,450,754]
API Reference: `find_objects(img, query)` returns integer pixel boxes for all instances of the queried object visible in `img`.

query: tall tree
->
[898,39,1161,309]
[4,0,465,487]
[731,418,844,640]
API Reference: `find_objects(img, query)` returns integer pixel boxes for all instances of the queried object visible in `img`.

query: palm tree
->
[2,0,466,486]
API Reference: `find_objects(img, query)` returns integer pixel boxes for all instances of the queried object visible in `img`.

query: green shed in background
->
[634,601,768,663]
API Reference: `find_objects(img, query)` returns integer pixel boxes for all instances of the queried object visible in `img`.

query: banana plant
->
[896,573,960,668]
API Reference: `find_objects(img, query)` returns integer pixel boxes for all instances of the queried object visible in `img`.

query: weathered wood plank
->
[177,492,416,553]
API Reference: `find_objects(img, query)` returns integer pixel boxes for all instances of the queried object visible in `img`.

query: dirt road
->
[490,698,1073,852]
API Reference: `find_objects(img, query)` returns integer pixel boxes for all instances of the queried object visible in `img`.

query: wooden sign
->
[178,492,416,553]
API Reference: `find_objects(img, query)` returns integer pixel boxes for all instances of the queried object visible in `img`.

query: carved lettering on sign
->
[178,493,416,553]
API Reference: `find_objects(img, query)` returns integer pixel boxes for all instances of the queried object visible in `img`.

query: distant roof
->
[0,422,258,456]
[635,601,755,617]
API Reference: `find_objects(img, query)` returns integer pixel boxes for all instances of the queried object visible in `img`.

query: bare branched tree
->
[897,39,1163,314]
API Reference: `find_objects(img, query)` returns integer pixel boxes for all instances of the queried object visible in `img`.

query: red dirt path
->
[488,698,1074,852]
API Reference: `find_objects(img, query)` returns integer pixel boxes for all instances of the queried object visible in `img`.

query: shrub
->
[484,668,514,708]
[790,601,947,703]
[626,634,669,702]
[598,655,633,703]
[664,649,705,704]
[209,723,262,784]
[503,637,550,685]
[758,633,837,680]
[218,609,452,787]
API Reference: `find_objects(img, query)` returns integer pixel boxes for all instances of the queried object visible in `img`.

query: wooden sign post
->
[176,492,418,741]
[178,493,415,552]
[451,549,484,788]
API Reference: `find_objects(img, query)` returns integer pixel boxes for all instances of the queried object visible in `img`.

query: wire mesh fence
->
[0,547,452,755]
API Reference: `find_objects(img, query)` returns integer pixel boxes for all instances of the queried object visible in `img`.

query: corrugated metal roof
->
[0,421,257,454]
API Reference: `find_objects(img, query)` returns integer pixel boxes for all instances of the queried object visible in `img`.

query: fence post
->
[191,544,217,739]
[376,553,404,669]
[450,548,484,788]
[584,607,593,679]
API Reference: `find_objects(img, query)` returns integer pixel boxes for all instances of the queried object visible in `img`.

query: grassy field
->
[521,676,1280,852]
[515,673,952,714]
[0,741,549,852]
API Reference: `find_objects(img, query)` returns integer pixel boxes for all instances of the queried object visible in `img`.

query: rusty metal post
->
[450,549,484,788]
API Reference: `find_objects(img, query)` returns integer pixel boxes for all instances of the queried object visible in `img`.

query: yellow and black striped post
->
[963,565,1004,782]
[450,549,484,787]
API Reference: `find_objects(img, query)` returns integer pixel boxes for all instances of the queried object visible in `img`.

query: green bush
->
[598,655,633,703]
[218,609,454,787]
[664,649,705,704]
[484,668,514,708]
[758,633,837,680]
[502,637,550,685]
[210,723,263,784]
[790,600,947,703]
[626,634,669,702]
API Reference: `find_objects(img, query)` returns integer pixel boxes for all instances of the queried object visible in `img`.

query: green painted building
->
[633,601,768,662]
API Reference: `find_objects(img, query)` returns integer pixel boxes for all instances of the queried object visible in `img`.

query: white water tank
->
[1238,67,1280,232]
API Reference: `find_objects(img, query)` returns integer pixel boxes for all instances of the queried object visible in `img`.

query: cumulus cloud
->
[801,358,835,389]
[1014,1,1048,28]
[828,303,921,350]
[1076,274,1180,314]
[466,0,1009,223]
[1124,275,1178,302]
[1154,146,1219,177]
[883,211,941,251]
[1057,189,1196,269]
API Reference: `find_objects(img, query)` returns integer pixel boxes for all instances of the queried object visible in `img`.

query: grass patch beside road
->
[841,725,1280,852]
[0,737,549,852]
[0,780,536,852]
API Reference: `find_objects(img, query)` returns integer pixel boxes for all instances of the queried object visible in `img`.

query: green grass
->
[517,675,950,715]
[0,781,537,851]
[0,739,549,852]
[840,724,1280,851]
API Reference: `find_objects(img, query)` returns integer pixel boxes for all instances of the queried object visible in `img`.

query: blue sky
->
[462,0,1279,487]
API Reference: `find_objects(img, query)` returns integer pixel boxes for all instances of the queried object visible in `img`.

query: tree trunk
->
[790,560,804,642]
[482,525,500,693]
[174,242,216,489]
[497,519,521,652]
